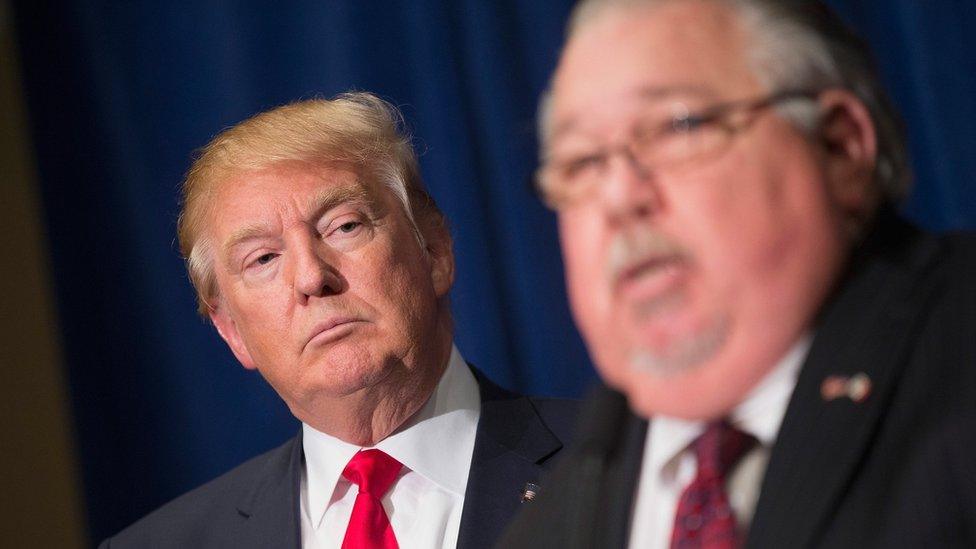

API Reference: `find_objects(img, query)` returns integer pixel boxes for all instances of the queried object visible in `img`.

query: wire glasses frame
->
[534,90,820,210]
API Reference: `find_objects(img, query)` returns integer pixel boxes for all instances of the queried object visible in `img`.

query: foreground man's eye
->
[670,113,710,133]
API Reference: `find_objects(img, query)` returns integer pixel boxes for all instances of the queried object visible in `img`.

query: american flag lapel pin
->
[520,482,540,503]
[821,372,872,403]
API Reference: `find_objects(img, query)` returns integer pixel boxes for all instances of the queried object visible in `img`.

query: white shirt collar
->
[648,334,812,477]
[730,333,812,446]
[301,344,480,529]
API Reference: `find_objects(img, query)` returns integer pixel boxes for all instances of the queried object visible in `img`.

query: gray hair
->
[542,0,911,204]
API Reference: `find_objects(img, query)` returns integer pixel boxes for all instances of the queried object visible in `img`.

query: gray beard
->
[627,313,730,377]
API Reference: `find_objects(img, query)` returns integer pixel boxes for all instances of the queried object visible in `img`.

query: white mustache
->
[606,228,687,285]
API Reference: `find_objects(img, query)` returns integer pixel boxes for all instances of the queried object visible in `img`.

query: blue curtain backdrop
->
[12,0,976,543]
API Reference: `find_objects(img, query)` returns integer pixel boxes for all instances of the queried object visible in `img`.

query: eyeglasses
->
[534,90,819,210]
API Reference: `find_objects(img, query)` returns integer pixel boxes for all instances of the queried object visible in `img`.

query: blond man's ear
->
[209,302,258,370]
[429,224,455,298]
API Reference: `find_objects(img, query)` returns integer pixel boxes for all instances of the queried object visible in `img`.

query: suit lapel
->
[747,217,943,548]
[233,430,304,549]
[594,407,648,549]
[456,369,565,549]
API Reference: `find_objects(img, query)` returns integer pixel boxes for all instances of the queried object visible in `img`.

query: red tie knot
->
[342,449,403,499]
[693,420,757,480]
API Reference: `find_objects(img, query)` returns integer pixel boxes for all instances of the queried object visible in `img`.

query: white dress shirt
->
[628,335,812,549]
[300,345,481,549]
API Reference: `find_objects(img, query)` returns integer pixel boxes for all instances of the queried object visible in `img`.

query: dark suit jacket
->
[101,368,578,549]
[499,212,976,549]
[883,411,976,548]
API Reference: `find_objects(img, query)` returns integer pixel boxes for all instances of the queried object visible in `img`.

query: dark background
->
[10,0,976,544]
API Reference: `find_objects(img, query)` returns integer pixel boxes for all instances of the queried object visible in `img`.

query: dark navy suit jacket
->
[101,368,578,549]
[883,411,976,548]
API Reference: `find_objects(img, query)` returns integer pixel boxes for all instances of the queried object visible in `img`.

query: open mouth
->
[614,255,687,302]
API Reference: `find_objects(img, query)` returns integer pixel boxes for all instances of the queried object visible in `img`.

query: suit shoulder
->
[101,435,298,548]
[941,231,976,273]
[470,366,583,456]
[883,411,976,547]
[942,230,976,247]
[926,232,976,332]
[525,396,581,446]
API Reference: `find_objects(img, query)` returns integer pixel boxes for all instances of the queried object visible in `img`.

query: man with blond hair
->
[101,92,576,549]
[501,0,976,547]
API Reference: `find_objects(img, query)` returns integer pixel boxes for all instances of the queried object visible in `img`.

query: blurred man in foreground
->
[501,0,976,547]
[102,93,576,549]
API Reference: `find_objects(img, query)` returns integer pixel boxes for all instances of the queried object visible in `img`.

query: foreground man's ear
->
[210,302,258,370]
[816,89,880,233]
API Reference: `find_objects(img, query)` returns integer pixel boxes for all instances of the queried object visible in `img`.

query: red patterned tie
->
[341,449,403,549]
[670,420,757,549]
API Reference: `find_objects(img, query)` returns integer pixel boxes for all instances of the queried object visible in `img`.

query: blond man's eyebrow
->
[220,183,377,256]
[224,223,275,254]
[303,184,375,219]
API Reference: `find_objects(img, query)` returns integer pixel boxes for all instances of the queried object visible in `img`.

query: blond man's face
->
[205,162,453,426]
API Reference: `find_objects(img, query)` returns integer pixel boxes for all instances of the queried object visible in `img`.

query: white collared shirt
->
[628,335,812,549]
[300,345,481,549]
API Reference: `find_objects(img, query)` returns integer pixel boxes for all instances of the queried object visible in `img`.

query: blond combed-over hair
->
[177,92,444,317]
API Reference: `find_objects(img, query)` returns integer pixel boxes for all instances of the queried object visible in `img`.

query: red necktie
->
[341,449,403,549]
[670,420,757,549]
